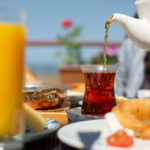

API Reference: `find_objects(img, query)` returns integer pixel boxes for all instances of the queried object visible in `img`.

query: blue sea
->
[26,46,101,75]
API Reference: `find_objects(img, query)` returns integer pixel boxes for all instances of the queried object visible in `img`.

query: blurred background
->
[3,0,136,85]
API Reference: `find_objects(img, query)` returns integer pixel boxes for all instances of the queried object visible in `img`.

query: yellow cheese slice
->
[23,104,47,132]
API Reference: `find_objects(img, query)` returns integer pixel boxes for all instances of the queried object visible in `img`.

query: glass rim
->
[0,3,27,24]
[80,64,118,67]
[80,64,118,72]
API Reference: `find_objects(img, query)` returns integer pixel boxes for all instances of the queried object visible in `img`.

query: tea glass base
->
[0,134,24,150]
[81,111,105,117]
[81,107,114,117]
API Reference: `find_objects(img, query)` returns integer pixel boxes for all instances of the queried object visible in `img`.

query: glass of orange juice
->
[0,5,26,149]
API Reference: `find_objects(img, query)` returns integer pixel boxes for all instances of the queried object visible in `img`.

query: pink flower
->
[61,19,73,28]
[101,45,118,56]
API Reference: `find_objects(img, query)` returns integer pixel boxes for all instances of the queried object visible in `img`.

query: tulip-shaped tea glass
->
[0,5,26,149]
[80,65,118,116]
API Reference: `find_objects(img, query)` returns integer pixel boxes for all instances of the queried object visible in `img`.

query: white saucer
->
[67,107,104,122]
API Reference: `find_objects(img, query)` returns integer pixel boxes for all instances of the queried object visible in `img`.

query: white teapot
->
[111,0,150,51]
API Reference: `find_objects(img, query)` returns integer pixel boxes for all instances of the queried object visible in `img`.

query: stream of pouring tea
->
[104,16,112,69]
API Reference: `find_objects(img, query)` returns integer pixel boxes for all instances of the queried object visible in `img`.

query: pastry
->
[112,98,150,139]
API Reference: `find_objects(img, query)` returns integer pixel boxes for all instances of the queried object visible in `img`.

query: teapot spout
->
[110,13,150,51]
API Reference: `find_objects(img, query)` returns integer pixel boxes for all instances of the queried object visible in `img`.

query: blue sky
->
[3,0,136,41]
[2,0,137,74]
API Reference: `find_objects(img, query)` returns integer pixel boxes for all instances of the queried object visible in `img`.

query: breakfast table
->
[22,84,150,150]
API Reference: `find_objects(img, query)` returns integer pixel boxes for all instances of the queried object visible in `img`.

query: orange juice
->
[0,22,26,137]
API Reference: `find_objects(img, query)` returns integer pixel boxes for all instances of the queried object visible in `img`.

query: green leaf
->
[55,51,61,57]
[64,56,74,64]
[55,25,84,64]
[67,26,82,38]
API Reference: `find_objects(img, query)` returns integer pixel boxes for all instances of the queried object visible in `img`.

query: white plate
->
[66,90,84,107]
[78,100,83,106]
[57,119,150,150]
[25,118,60,142]
[66,90,84,97]
[25,81,42,87]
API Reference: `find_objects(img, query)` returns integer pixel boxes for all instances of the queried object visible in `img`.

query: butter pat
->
[23,104,47,132]
[105,112,134,136]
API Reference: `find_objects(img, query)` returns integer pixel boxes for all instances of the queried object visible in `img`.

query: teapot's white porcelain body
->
[111,0,150,51]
